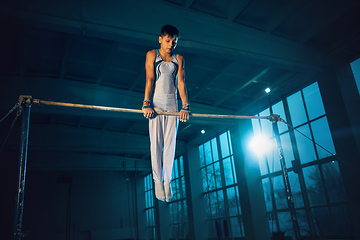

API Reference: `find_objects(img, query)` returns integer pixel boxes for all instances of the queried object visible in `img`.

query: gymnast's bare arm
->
[143,50,156,118]
[177,54,190,122]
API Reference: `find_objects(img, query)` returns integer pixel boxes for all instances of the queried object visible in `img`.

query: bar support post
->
[269,113,301,240]
[13,96,32,240]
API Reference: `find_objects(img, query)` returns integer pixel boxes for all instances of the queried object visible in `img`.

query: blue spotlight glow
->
[249,135,273,156]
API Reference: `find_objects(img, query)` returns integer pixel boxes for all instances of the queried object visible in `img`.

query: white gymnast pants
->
[149,94,179,184]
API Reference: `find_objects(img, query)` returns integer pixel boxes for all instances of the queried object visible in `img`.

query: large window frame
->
[252,82,353,238]
[144,173,156,240]
[199,130,244,239]
[168,156,189,240]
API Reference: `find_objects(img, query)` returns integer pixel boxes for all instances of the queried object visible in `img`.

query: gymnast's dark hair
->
[161,25,180,38]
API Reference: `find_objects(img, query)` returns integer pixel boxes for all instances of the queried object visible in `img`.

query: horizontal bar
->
[32,99,270,120]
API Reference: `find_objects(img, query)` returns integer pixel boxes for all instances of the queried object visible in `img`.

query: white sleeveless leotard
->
[153,49,178,95]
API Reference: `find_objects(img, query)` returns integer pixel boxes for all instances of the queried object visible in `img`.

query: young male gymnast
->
[142,25,190,202]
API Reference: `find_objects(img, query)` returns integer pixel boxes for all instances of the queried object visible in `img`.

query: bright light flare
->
[265,87,271,94]
[201,129,205,134]
[249,135,273,156]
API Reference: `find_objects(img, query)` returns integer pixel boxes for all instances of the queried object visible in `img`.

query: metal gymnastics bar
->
[32,99,272,120]
[12,95,293,240]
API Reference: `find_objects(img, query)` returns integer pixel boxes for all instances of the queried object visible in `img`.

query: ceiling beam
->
[96,41,118,85]
[1,0,326,71]
[328,32,360,62]
[236,71,315,116]
[125,121,137,134]
[60,34,72,79]
[25,151,151,171]
[190,61,236,101]
[128,68,145,91]
[3,122,186,155]
[184,0,196,9]
[102,119,111,131]
[77,117,83,128]
[266,0,306,33]
[214,67,270,107]
[300,1,359,44]
[228,0,252,21]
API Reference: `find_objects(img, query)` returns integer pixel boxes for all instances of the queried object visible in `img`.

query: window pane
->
[151,208,154,226]
[171,181,177,201]
[210,191,218,218]
[252,118,261,136]
[177,201,182,223]
[268,213,277,233]
[331,205,355,235]
[311,116,336,158]
[235,186,241,215]
[296,209,310,236]
[220,132,230,158]
[171,224,178,238]
[174,158,179,179]
[288,171,304,208]
[169,203,174,223]
[146,210,149,225]
[272,101,288,133]
[294,124,317,164]
[199,145,205,167]
[181,177,186,198]
[145,176,148,191]
[280,132,295,166]
[322,161,347,203]
[223,157,234,186]
[202,168,208,192]
[260,108,273,138]
[145,192,149,208]
[230,217,244,237]
[207,220,217,238]
[266,139,281,173]
[231,157,237,184]
[150,189,154,207]
[273,175,288,210]
[184,200,188,222]
[258,153,269,175]
[218,190,226,218]
[176,179,181,200]
[278,211,294,237]
[277,210,311,237]
[303,82,325,120]
[262,178,273,212]
[204,141,213,165]
[214,161,222,189]
[180,157,184,176]
[227,187,238,217]
[205,193,211,218]
[206,165,216,191]
[149,191,153,208]
[303,165,327,206]
[228,131,233,155]
[211,138,219,161]
[351,57,360,94]
[312,207,333,235]
[287,91,307,127]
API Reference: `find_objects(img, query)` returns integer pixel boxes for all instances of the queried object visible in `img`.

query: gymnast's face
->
[159,34,178,54]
